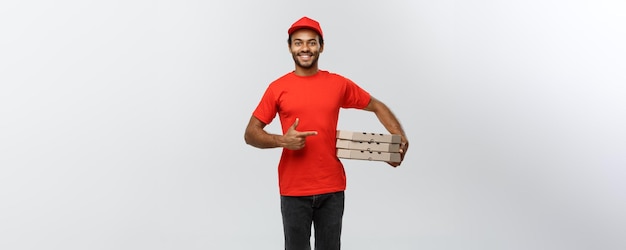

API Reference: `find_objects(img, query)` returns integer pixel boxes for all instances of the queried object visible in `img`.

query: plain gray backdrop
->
[1,0,625,249]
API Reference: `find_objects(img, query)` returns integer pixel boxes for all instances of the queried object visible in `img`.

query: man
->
[244,16,408,250]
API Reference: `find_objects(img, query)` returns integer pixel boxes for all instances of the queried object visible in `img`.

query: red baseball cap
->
[288,16,323,38]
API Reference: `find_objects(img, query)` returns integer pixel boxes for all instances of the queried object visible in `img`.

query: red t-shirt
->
[253,70,371,196]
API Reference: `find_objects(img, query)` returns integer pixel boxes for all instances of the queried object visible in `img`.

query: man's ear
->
[319,43,324,53]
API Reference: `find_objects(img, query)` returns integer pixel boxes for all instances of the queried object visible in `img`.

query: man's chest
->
[276,81,343,117]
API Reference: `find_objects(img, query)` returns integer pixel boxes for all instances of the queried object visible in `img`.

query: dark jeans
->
[281,191,345,250]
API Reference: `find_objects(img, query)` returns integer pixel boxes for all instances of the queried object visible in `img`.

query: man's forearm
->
[365,97,409,166]
[374,108,406,139]
[365,97,407,139]
[245,129,283,149]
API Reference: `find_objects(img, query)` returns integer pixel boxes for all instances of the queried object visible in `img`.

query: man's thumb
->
[290,118,300,130]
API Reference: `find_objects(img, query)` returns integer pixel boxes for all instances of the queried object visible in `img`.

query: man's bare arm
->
[364,97,409,166]
[244,116,317,150]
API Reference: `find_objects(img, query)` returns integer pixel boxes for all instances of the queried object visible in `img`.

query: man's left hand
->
[387,138,408,167]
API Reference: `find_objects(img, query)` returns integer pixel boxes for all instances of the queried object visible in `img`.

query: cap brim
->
[288,26,323,38]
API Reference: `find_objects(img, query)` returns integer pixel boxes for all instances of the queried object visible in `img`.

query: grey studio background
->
[1,0,625,249]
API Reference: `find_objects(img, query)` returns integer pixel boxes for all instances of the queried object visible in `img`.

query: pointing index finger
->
[296,131,318,137]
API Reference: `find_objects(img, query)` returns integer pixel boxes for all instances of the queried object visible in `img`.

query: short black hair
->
[287,31,324,46]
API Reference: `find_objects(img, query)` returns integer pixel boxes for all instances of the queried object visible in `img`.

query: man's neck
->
[294,66,319,77]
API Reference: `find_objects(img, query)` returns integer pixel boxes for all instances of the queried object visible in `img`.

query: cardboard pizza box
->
[336,130,401,144]
[336,139,400,153]
[336,148,401,162]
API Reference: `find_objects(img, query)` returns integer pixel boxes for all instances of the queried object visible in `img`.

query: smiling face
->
[288,29,324,75]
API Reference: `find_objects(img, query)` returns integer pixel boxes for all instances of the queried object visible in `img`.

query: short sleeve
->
[340,77,371,109]
[252,86,278,124]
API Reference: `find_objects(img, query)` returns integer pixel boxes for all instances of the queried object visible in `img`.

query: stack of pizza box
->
[335,130,402,162]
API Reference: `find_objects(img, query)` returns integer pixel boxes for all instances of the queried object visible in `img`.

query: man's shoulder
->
[319,70,338,76]
[320,70,350,81]
[269,71,295,85]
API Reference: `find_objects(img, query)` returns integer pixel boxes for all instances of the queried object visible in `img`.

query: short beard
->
[292,53,320,69]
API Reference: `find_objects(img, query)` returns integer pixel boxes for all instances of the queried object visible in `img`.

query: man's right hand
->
[280,118,317,150]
